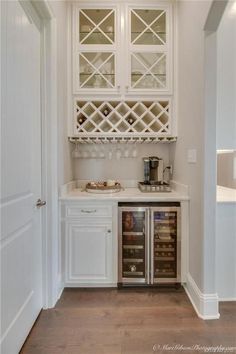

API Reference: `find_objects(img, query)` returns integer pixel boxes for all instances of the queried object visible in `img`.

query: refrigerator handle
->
[150,210,154,284]
[146,209,150,284]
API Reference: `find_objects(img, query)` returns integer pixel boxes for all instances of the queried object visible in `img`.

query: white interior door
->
[1,1,43,353]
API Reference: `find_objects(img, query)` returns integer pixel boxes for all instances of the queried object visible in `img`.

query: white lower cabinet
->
[62,202,117,287]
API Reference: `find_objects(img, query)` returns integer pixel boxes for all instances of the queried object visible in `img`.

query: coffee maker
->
[139,156,171,192]
[143,156,164,184]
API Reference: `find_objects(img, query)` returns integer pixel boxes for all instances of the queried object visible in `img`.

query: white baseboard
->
[56,273,64,303]
[218,297,236,302]
[184,273,220,320]
[64,283,117,288]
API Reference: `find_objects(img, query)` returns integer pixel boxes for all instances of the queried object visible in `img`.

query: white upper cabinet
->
[72,2,173,96]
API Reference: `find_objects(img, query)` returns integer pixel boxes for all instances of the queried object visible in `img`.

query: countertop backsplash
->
[73,143,170,181]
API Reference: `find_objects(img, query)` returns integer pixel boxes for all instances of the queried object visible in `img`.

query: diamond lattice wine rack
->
[71,100,176,143]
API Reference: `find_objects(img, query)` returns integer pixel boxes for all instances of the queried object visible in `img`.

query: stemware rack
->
[71,99,177,143]
[69,136,177,144]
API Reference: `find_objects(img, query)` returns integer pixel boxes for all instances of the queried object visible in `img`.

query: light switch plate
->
[188,149,197,163]
[233,155,236,179]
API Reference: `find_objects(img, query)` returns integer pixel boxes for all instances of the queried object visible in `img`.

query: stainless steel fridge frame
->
[118,205,181,285]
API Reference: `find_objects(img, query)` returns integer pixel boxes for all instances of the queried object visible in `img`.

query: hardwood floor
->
[20,288,236,354]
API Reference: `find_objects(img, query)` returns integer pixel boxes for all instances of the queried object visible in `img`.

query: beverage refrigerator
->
[118,202,181,286]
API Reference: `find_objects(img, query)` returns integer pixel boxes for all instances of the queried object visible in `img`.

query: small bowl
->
[107,180,116,187]
[106,26,113,33]
[81,25,92,33]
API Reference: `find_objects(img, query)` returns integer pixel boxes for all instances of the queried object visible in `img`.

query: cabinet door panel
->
[66,223,113,284]
[79,52,115,89]
[128,4,172,94]
[131,52,166,89]
[73,5,118,94]
[131,9,166,45]
[79,9,115,45]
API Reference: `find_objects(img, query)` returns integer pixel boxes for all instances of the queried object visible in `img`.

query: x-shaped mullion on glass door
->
[131,9,165,45]
[132,52,166,88]
[80,9,114,44]
[80,52,114,88]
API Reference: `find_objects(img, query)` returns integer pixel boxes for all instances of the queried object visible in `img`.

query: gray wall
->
[217,152,236,189]
[216,0,236,150]
[49,0,73,186]
[169,0,212,292]
[216,203,236,299]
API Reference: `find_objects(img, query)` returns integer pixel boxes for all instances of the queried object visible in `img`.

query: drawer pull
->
[81,209,97,213]
[107,229,111,233]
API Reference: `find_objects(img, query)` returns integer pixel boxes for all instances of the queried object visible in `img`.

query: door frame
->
[19,0,59,308]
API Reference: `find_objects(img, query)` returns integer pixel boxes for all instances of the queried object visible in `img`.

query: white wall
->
[216,0,236,150]
[169,0,212,292]
[216,203,236,299]
[217,151,236,189]
[73,144,170,181]
[49,0,73,186]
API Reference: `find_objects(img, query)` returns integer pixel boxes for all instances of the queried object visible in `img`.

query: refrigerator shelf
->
[123,271,144,276]
[155,239,175,243]
[123,245,144,249]
[123,258,144,263]
[154,220,176,224]
[122,232,144,236]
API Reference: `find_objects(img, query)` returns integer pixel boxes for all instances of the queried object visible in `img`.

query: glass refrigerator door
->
[120,208,148,283]
[152,208,179,283]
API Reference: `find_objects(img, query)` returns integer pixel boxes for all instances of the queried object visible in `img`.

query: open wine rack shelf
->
[72,99,176,143]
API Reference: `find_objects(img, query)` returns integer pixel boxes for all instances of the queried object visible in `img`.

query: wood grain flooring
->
[20,288,236,354]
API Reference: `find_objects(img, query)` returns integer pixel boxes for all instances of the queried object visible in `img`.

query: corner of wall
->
[184,273,220,320]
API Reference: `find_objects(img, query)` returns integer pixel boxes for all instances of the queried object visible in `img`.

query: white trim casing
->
[29,0,59,309]
[41,16,59,309]
[184,273,220,320]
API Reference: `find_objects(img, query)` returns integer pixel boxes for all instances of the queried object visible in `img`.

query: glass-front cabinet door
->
[79,52,115,89]
[128,5,171,93]
[73,5,118,93]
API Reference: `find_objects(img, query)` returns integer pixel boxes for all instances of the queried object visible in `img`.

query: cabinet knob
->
[107,229,112,233]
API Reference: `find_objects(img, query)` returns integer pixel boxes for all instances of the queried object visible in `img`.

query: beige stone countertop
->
[59,187,189,202]
[217,185,236,203]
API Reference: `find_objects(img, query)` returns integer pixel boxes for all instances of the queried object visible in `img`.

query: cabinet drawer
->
[65,204,112,218]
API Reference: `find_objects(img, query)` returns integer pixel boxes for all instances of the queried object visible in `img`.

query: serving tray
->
[85,182,123,194]
[138,182,171,193]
